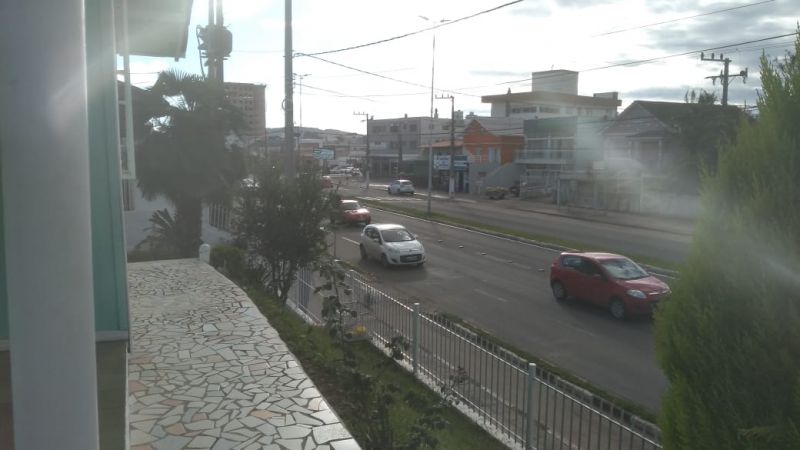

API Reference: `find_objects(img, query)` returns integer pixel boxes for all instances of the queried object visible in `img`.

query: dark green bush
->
[209,244,253,284]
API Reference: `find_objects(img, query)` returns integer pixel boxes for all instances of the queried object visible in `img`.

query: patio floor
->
[127,259,359,450]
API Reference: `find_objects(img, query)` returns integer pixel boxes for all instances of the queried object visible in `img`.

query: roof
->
[430,140,464,148]
[562,251,626,260]
[634,100,742,126]
[369,223,407,231]
[465,117,524,136]
[481,90,621,108]
[117,0,194,59]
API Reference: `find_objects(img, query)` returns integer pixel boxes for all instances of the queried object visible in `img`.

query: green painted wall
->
[86,0,129,333]
[0,146,7,339]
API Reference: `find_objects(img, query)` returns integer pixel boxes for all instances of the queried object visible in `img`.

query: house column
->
[0,0,100,449]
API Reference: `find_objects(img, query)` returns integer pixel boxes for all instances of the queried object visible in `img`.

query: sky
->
[129,0,799,134]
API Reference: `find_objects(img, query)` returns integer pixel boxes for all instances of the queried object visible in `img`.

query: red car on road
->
[549,252,670,319]
[331,199,371,226]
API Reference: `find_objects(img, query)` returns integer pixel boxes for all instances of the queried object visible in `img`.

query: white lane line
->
[473,288,509,303]
[341,237,360,246]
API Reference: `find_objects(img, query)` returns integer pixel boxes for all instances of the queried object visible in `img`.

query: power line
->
[298,31,795,108]
[592,0,775,37]
[303,54,481,98]
[296,0,523,57]
[493,31,800,88]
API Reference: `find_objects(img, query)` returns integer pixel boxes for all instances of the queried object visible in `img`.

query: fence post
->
[526,362,538,450]
[412,302,420,377]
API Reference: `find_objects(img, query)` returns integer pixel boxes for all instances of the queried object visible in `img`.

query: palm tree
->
[135,69,244,256]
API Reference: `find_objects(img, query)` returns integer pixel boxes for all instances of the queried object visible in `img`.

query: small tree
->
[234,159,332,303]
[656,34,800,449]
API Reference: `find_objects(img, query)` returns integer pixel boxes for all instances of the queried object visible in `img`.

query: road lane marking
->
[473,288,509,303]
[341,237,360,246]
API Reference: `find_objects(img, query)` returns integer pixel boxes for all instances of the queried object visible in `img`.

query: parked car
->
[388,179,415,195]
[331,199,371,226]
[349,168,362,178]
[359,223,426,267]
[549,252,670,319]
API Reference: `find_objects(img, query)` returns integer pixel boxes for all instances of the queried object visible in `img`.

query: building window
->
[511,108,521,113]
[442,124,450,131]
[372,126,386,133]
[522,107,537,113]
[410,124,417,132]
[540,106,560,114]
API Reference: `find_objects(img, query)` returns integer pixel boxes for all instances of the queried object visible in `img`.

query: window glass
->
[600,258,648,280]
[381,228,414,242]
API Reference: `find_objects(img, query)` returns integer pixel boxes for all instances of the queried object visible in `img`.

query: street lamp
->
[419,16,449,215]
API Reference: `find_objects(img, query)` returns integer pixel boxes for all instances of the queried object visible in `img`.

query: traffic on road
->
[327,196,671,412]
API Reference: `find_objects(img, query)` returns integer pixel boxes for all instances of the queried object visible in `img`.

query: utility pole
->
[436,94,455,198]
[397,129,403,177]
[426,35,436,215]
[700,52,748,106]
[283,0,295,178]
[354,112,371,190]
[198,0,231,84]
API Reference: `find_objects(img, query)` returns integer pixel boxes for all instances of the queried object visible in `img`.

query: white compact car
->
[359,224,426,267]
[388,179,415,195]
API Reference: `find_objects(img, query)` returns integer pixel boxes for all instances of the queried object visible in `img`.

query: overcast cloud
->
[130,0,798,133]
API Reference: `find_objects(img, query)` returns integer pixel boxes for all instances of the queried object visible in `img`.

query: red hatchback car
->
[549,252,670,319]
[331,199,371,226]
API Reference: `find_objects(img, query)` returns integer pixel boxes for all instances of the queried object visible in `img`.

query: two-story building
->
[366,113,464,178]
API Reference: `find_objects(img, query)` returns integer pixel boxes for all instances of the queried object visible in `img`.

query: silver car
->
[388,179,415,195]
[359,224,426,267]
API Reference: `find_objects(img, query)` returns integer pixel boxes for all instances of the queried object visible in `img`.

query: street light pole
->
[420,16,448,215]
[426,34,435,215]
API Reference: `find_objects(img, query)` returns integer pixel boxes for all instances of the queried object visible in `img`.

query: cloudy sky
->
[130,0,798,133]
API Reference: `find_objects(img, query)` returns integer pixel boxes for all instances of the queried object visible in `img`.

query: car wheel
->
[381,254,390,268]
[551,281,567,301]
[416,262,424,268]
[387,188,393,195]
[359,245,367,260]
[609,297,626,320]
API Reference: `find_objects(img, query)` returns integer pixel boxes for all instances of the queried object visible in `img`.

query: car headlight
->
[627,289,647,299]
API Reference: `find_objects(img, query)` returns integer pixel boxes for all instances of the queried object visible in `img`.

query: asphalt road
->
[336,183,692,265]
[329,206,668,413]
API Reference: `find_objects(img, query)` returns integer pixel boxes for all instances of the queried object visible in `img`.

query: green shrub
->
[209,244,253,285]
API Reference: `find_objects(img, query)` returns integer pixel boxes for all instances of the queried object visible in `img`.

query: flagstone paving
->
[128,259,359,450]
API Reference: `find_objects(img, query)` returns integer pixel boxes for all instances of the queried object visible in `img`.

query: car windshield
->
[381,228,414,242]
[400,181,412,186]
[600,258,649,280]
[341,202,361,210]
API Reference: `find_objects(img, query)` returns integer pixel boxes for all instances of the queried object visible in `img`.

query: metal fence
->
[287,268,662,450]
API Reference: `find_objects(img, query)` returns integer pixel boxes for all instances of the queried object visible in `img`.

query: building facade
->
[482,70,621,121]
[367,115,464,178]
[225,82,266,154]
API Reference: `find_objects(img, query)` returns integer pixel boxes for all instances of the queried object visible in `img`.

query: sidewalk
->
[128,259,359,450]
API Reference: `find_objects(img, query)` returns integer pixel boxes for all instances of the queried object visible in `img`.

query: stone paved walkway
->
[128,259,359,450]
